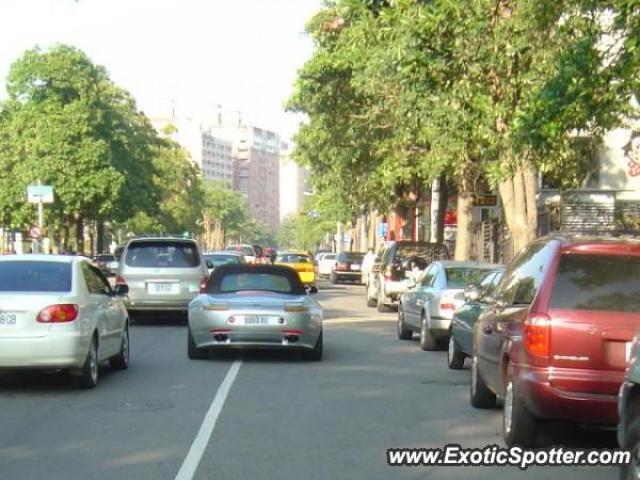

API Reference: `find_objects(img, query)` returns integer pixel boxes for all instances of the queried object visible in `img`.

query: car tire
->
[503,363,537,447]
[397,305,412,340]
[109,324,130,370]
[377,288,389,313]
[78,337,99,389]
[188,328,207,360]
[620,417,640,480]
[447,335,465,370]
[330,272,338,284]
[419,313,437,351]
[302,330,323,361]
[366,284,377,308]
[470,352,497,409]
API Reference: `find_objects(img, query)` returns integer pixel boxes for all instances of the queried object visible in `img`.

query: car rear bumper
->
[0,332,89,369]
[333,271,361,279]
[430,317,452,338]
[516,365,620,424]
[124,293,197,311]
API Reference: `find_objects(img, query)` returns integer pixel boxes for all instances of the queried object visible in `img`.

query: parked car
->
[116,238,208,317]
[367,241,450,312]
[619,333,640,480]
[398,261,500,351]
[93,253,119,277]
[204,252,246,274]
[470,235,640,447]
[0,255,130,388]
[274,251,317,290]
[448,268,505,369]
[188,264,323,360]
[317,253,337,279]
[330,252,365,284]
[225,244,259,263]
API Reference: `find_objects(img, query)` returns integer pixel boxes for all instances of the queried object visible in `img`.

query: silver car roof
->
[0,254,81,264]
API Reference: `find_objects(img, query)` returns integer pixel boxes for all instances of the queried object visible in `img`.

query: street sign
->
[27,185,54,204]
[378,222,388,238]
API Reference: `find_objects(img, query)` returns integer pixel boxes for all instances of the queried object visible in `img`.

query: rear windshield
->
[277,254,312,264]
[323,254,336,261]
[125,241,200,268]
[226,245,254,256]
[550,254,640,312]
[395,244,449,262]
[205,254,243,266]
[445,268,494,288]
[208,270,305,295]
[338,252,365,262]
[0,261,72,292]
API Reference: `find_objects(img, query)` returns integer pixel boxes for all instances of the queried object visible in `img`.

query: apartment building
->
[279,142,310,220]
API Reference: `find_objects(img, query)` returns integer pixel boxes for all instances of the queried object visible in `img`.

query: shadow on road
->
[0,366,121,392]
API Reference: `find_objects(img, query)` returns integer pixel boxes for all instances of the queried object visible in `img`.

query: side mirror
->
[306,285,318,294]
[113,284,129,296]
[464,284,482,303]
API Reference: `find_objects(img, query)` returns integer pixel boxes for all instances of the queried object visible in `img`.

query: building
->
[150,117,233,184]
[279,142,310,220]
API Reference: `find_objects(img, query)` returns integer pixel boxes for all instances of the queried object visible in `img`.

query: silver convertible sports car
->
[188,264,323,361]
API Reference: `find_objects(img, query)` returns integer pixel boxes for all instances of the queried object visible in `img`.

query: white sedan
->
[0,255,130,388]
[317,253,337,278]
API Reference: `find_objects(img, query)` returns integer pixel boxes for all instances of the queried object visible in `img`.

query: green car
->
[447,268,504,369]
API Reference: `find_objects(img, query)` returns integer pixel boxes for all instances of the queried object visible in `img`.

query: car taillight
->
[199,276,207,293]
[440,302,456,311]
[37,304,79,323]
[336,262,349,271]
[524,313,551,358]
[384,266,393,280]
[116,275,127,286]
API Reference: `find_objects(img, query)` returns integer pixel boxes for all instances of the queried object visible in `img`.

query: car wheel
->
[366,283,377,308]
[302,330,323,361]
[621,417,640,480]
[397,305,412,340]
[419,313,437,351]
[188,328,207,360]
[330,272,338,284]
[78,337,99,389]
[447,335,465,369]
[109,324,130,370]
[470,352,497,408]
[503,363,537,447]
[377,287,389,313]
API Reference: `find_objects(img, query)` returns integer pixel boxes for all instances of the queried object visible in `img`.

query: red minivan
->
[470,235,640,446]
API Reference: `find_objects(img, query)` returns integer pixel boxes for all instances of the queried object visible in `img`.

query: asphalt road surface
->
[0,282,620,479]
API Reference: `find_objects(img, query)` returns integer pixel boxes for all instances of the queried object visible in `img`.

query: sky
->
[0,0,322,140]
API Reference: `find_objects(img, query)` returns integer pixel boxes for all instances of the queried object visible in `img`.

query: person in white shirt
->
[361,248,377,285]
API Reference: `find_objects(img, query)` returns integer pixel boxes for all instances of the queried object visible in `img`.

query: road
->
[0,282,619,479]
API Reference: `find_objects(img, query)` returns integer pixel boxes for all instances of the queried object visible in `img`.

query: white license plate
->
[626,342,634,362]
[238,315,279,326]
[147,283,179,294]
[351,265,361,271]
[0,312,17,326]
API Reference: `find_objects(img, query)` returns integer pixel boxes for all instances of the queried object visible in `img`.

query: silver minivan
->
[117,238,208,316]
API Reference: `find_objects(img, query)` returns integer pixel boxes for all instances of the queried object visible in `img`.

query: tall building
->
[279,142,310,220]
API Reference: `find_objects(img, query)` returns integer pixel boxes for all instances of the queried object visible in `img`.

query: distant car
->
[317,253,337,279]
[398,261,500,351]
[274,252,317,289]
[448,268,505,369]
[226,244,258,264]
[471,236,640,447]
[117,238,208,317]
[619,334,640,480]
[367,241,450,312]
[93,253,119,277]
[204,252,246,274]
[0,255,130,388]
[188,264,323,360]
[330,252,365,284]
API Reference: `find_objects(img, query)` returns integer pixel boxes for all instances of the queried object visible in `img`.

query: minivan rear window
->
[0,261,72,292]
[125,241,200,268]
[550,254,640,312]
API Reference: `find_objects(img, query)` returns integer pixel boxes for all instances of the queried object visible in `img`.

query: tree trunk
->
[96,221,105,254]
[436,176,448,244]
[76,215,84,255]
[455,178,474,261]
[62,220,70,253]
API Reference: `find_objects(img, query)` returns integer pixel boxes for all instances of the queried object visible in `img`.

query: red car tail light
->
[336,262,349,271]
[440,302,456,311]
[116,275,127,286]
[37,304,79,323]
[199,276,207,293]
[524,313,551,358]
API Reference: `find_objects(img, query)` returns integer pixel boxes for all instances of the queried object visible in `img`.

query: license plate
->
[351,265,361,271]
[626,342,634,362]
[0,312,17,326]
[147,283,179,294]
[239,315,278,326]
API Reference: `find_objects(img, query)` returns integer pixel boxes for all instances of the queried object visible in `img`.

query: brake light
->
[440,303,456,311]
[199,276,207,293]
[336,262,349,271]
[37,304,79,323]
[116,275,127,286]
[524,313,551,358]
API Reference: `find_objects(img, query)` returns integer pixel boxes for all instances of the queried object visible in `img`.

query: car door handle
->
[482,323,493,334]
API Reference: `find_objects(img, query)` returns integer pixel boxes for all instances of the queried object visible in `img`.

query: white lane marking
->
[175,359,242,480]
